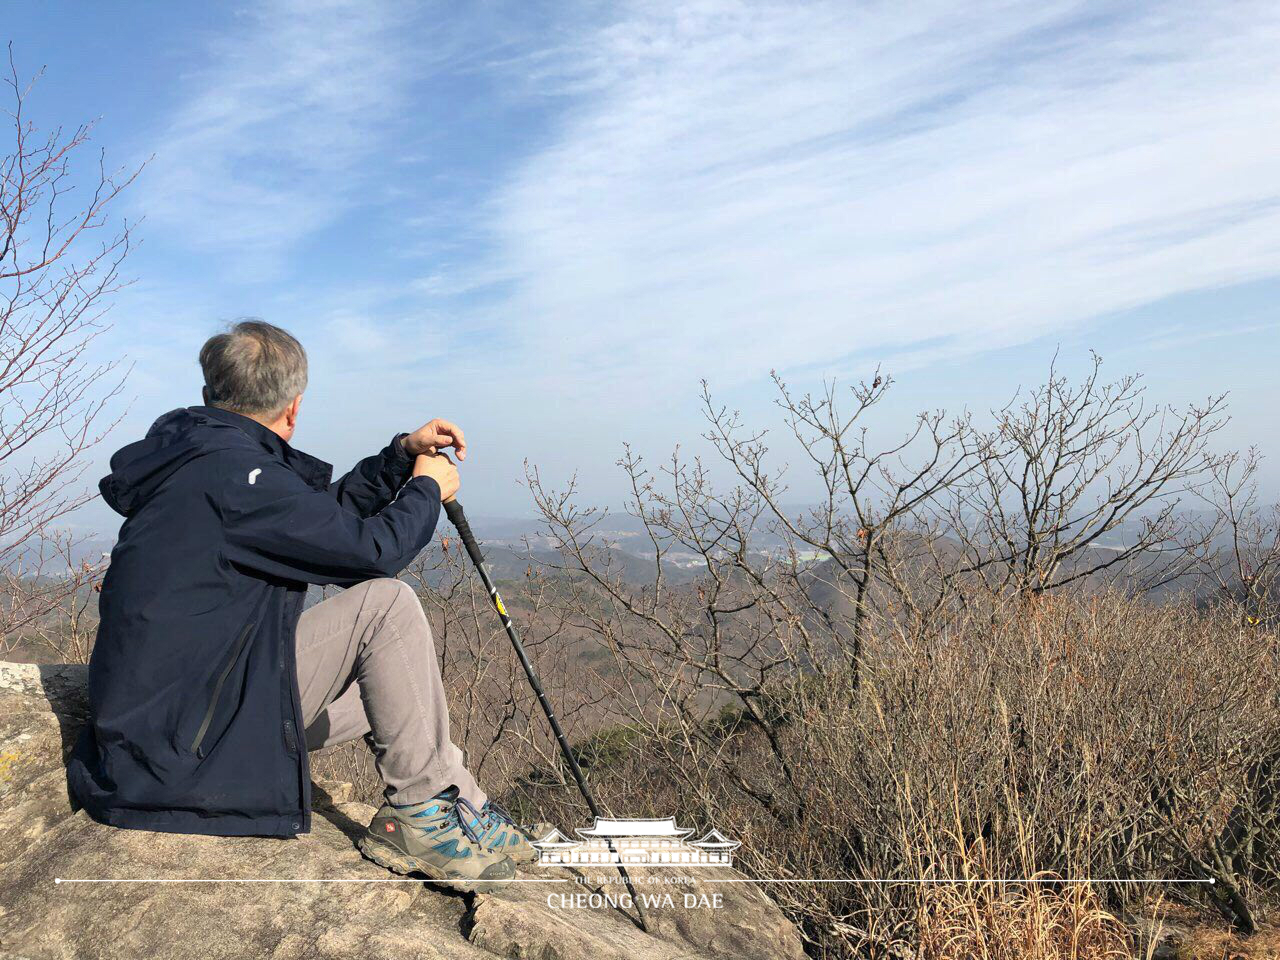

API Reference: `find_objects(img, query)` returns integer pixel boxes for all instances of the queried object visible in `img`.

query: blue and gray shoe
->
[359,787,516,891]
[459,797,545,865]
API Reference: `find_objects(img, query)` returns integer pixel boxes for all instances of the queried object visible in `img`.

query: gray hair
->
[199,320,308,417]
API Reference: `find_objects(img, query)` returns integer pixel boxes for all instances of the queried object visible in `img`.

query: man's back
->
[69,405,442,836]
[97,407,267,702]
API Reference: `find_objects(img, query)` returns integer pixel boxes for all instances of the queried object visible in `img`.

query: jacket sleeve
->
[329,433,416,518]
[220,455,441,587]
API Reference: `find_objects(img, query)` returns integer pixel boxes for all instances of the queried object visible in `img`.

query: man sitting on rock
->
[68,320,535,890]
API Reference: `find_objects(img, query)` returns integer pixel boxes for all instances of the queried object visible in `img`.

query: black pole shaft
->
[442,499,647,930]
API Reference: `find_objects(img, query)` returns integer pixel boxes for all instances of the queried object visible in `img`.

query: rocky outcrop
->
[0,662,805,960]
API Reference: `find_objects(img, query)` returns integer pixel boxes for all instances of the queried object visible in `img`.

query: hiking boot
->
[459,797,546,866]
[358,787,516,892]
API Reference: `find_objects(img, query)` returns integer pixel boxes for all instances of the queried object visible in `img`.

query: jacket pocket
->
[190,622,254,758]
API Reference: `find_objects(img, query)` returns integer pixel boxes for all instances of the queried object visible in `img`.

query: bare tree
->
[1180,447,1280,621]
[522,370,994,839]
[700,372,990,681]
[26,558,101,663]
[0,48,142,654]
[520,360,1273,954]
[941,352,1226,598]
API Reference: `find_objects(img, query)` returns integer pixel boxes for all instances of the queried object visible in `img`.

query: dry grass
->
[1170,927,1280,959]
[502,588,1280,958]
[910,876,1140,960]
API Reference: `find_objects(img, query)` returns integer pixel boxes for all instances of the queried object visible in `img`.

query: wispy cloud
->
[138,0,413,278]
[466,0,1280,392]
[98,0,1280,518]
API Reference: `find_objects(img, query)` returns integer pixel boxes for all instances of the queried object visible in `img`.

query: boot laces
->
[410,794,481,843]
[453,796,485,843]
[482,799,516,826]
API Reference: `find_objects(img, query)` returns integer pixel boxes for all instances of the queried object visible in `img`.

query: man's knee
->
[364,578,426,623]
[363,576,414,604]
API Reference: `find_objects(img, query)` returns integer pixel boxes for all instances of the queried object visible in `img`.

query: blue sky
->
[7,1,1279,529]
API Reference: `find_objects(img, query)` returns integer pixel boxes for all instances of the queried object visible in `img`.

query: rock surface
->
[0,662,806,960]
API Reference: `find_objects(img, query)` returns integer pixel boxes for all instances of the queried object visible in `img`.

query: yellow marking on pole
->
[494,593,508,617]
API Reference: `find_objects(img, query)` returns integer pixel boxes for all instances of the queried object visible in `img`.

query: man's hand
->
[413,452,460,502]
[403,418,466,461]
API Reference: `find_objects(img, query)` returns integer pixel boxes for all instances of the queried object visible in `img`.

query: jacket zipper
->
[283,593,309,832]
[190,622,254,757]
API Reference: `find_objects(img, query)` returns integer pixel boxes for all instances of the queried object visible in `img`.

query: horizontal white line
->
[54,876,1215,886]
[54,877,568,884]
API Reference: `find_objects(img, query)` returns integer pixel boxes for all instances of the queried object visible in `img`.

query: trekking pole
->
[443,499,648,931]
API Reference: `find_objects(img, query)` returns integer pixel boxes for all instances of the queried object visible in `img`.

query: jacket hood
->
[99,406,332,517]
[99,409,229,517]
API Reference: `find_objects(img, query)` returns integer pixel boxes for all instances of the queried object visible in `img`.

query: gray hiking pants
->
[295,577,485,808]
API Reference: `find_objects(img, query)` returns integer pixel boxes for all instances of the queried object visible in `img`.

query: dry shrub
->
[910,876,1138,960]
[506,587,1279,957]
[508,361,1280,956]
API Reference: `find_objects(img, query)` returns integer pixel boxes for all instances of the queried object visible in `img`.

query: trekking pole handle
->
[443,499,485,568]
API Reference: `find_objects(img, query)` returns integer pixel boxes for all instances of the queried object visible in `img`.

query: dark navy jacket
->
[67,406,442,837]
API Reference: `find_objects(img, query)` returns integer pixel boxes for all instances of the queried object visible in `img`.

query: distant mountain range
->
[2,507,1237,596]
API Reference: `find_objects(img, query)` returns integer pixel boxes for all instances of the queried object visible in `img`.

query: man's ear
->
[285,394,302,427]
